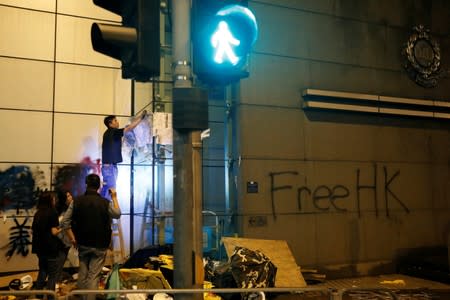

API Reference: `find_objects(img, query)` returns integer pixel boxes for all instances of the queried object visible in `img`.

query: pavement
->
[2,271,450,299]
[303,273,450,299]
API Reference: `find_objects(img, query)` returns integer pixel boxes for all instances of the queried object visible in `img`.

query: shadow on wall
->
[396,245,450,284]
[53,157,100,198]
[317,261,396,280]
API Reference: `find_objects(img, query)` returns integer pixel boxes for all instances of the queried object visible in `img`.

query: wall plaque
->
[402,25,444,88]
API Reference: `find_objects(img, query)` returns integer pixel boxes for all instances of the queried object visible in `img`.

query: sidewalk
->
[312,273,450,299]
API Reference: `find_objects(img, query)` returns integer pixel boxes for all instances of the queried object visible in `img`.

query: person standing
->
[60,174,121,300]
[101,110,147,199]
[55,191,75,282]
[32,191,65,293]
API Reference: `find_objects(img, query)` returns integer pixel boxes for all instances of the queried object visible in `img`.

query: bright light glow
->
[216,5,258,46]
[211,21,240,65]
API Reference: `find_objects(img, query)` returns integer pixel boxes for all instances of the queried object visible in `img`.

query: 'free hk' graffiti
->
[269,164,409,220]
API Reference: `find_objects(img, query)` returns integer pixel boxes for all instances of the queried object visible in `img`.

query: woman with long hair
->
[32,191,65,292]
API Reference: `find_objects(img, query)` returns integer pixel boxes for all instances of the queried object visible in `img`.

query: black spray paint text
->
[269,165,410,219]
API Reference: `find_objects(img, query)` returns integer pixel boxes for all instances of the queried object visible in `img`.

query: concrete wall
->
[236,0,450,276]
[0,0,449,279]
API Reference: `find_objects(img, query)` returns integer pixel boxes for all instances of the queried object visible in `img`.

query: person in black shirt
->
[32,191,65,292]
[101,110,147,199]
[60,174,121,300]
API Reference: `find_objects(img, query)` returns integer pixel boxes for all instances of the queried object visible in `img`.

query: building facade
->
[0,0,449,278]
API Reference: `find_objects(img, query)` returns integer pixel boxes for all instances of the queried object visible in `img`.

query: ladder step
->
[109,218,125,264]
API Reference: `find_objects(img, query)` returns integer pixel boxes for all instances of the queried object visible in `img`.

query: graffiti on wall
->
[53,157,100,198]
[0,166,40,259]
[4,217,32,259]
[0,157,100,259]
[269,164,410,219]
[0,166,39,212]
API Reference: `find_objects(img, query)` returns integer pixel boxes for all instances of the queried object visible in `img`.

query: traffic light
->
[192,0,258,85]
[91,0,160,82]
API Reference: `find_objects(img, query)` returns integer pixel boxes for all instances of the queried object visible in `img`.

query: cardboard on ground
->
[221,237,307,288]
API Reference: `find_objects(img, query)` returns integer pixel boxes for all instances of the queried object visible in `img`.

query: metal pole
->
[130,81,135,255]
[172,0,203,298]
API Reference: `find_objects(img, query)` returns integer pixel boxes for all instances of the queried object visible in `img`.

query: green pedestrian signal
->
[192,1,258,85]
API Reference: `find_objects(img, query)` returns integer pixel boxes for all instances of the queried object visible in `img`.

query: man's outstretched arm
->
[124,110,147,133]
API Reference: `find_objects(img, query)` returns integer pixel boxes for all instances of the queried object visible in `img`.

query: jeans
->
[55,247,70,283]
[77,245,107,300]
[101,164,118,200]
[35,254,59,291]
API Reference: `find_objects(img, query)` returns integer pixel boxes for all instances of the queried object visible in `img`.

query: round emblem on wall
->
[403,25,442,88]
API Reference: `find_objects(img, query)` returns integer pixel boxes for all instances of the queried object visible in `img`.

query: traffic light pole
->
[91,1,204,289]
[172,1,204,299]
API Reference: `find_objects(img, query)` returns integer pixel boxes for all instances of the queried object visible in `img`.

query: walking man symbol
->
[211,21,240,65]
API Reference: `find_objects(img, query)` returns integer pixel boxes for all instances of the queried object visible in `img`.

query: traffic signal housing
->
[192,0,258,85]
[91,0,160,81]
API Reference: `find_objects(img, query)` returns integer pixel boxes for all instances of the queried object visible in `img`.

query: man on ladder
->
[101,112,148,264]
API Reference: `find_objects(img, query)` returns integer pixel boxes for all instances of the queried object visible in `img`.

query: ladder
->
[107,218,125,265]
[140,191,154,248]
